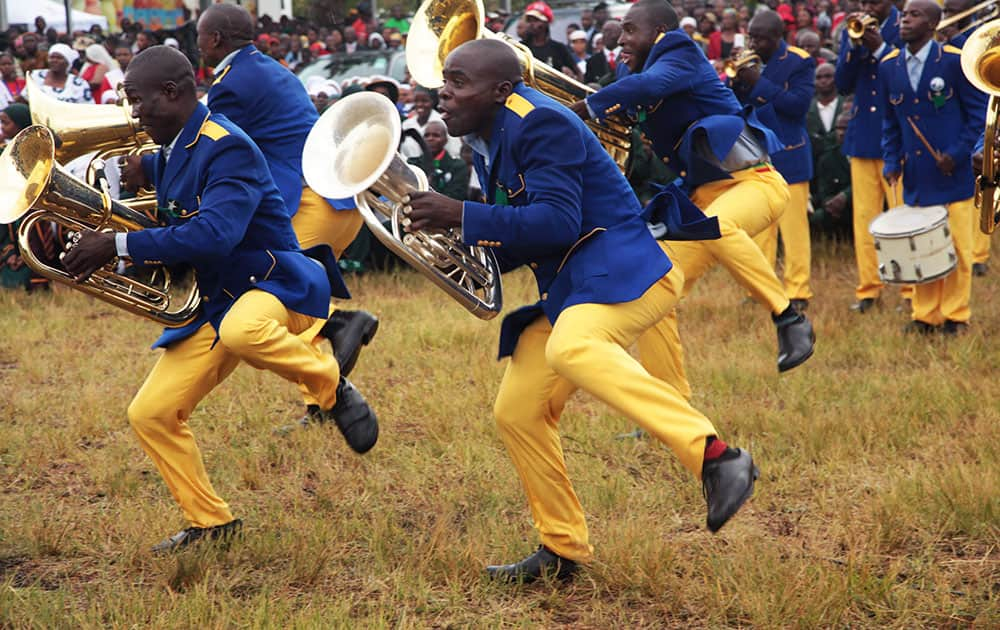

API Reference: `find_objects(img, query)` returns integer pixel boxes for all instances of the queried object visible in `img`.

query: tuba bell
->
[960,19,1000,233]
[301,92,503,319]
[846,14,880,45]
[0,125,201,326]
[406,0,632,169]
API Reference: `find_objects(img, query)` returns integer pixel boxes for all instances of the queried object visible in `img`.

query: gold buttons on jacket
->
[530,262,539,269]
[541,292,548,300]
[916,150,922,156]
[870,106,877,112]
[662,156,669,163]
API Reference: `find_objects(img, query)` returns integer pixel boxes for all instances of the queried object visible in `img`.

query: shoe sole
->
[778,334,815,373]
[337,318,379,378]
[708,466,760,533]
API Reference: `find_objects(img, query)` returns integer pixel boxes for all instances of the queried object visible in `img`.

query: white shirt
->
[212,47,242,76]
[817,98,838,133]
[905,39,933,92]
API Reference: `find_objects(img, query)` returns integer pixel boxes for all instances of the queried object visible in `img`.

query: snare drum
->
[869,205,957,285]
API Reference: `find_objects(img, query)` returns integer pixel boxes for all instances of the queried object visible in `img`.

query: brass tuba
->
[301,92,502,319]
[26,78,159,215]
[0,126,201,326]
[960,20,1000,233]
[846,14,880,45]
[724,49,762,79]
[406,0,632,169]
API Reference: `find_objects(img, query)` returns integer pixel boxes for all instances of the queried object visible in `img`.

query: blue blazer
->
[128,103,349,349]
[879,41,987,206]
[834,6,902,158]
[586,30,782,190]
[207,45,354,213]
[462,84,710,358]
[732,41,814,184]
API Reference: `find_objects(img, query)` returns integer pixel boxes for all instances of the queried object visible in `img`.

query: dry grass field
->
[0,237,997,628]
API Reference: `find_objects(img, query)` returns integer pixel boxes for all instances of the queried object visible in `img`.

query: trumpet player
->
[62,47,379,552]
[124,4,379,425]
[733,11,816,310]
[880,0,987,333]
[835,0,904,313]
[571,0,815,401]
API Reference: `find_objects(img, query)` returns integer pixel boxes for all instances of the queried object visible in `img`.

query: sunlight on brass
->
[302,92,503,319]
[961,20,1000,233]
[407,0,632,170]
[0,126,201,326]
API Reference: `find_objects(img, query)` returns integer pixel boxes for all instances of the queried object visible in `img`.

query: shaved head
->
[447,39,522,85]
[749,10,785,37]
[630,0,679,30]
[909,0,942,24]
[127,45,196,93]
[199,3,254,46]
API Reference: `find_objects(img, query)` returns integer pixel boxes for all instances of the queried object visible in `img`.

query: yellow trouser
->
[973,224,991,265]
[291,186,365,406]
[851,158,904,300]
[127,290,338,528]
[291,186,365,255]
[638,165,791,400]
[911,198,974,325]
[753,181,812,300]
[493,269,718,563]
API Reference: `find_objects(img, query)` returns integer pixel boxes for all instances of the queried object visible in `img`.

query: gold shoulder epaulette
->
[881,49,901,62]
[787,45,811,60]
[505,93,535,118]
[211,65,232,86]
[943,44,963,55]
[199,120,230,141]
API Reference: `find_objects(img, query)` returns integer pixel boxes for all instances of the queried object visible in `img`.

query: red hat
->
[524,1,554,24]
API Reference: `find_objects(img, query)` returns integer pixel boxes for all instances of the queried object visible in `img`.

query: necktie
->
[908,55,921,92]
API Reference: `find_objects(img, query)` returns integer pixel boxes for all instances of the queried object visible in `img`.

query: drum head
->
[870,205,948,237]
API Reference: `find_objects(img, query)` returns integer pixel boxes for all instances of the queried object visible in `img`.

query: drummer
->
[879,0,986,334]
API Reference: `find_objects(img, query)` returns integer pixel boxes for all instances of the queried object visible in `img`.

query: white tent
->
[7,1,109,33]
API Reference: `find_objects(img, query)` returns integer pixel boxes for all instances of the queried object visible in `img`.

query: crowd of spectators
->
[0,0,938,283]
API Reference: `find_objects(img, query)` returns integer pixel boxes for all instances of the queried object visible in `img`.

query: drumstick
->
[907,116,943,162]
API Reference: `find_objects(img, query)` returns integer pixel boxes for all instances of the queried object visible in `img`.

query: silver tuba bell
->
[302,91,502,319]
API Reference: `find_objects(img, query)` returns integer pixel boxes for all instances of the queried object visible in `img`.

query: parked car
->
[297,49,407,89]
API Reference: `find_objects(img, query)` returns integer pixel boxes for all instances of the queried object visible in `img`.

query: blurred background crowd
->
[0,0,960,285]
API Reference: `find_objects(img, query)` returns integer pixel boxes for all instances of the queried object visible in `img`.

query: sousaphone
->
[961,20,1000,233]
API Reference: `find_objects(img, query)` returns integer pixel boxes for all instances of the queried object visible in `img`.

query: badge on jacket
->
[930,77,946,109]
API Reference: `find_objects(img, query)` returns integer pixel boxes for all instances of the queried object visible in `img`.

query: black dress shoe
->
[850,297,878,313]
[973,262,988,277]
[774,310,815,372]
[902,320,938,335]
[321,310,379,378]
[318,378,379,453]
[789,298,809,313]
[703,450,758,533]
[941,319,969,335]
[151,519,243,554]
[486,546,578,584]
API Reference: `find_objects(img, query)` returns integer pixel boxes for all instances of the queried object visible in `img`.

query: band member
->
[941,0,991,276]
[406,39,757,583]
[880,0,986,333]
[835,0,904,312]
[126,4,377,393]
[570,0,815,401]
[734,11,815,310]
[62,47,379,552]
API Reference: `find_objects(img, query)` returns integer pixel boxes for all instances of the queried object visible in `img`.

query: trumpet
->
[847,14,880,45]
[724,49,761,79]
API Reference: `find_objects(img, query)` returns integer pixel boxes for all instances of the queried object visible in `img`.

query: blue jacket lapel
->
[158,102,211,202]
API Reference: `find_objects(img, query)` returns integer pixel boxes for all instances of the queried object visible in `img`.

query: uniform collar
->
[905,38,933,65]
[213,44,253,75]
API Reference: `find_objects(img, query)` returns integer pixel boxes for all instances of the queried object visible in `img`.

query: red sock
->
[704,437,728,461]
